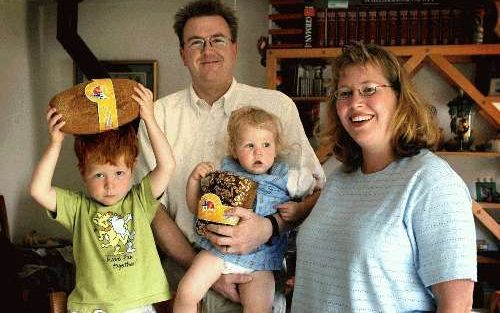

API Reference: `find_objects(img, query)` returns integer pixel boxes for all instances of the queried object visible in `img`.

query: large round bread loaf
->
[49,78,139,134]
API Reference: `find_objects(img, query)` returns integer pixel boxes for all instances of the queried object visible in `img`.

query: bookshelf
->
[265,44,500,239]
[266,44,500,128]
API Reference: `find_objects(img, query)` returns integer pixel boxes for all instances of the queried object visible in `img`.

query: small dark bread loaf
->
[196,171,258,236]
[49,78,139,134]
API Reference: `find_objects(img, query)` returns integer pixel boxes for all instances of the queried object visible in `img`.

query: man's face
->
[180,15,238,88]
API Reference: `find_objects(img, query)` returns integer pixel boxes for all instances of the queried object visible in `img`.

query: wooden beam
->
[428,54,500,127]
[56,0,109,81]
[472,200,500,240]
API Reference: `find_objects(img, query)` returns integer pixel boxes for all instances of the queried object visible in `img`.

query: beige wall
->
[1,0,498,248]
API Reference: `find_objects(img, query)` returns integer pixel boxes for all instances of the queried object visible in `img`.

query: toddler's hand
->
[46,106,65,144]
[189,162,215,182]
[276,201,303,223]
[132,83,154,122]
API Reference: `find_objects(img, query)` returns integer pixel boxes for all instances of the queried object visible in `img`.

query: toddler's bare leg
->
[239,270,275,313]
[173,251,224,313]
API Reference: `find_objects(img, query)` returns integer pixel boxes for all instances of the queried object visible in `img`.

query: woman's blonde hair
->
[320,42,439,172]
[227,106,284,158]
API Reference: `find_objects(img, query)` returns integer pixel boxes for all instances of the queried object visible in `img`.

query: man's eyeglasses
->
[184,35,232,51]
[333,84,392,102]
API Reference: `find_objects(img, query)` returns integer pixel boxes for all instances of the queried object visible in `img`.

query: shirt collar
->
[188,78,238,116]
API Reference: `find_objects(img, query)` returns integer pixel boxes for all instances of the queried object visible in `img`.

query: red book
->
[347,10,358,43]
[419,8,430,45]
[440,8,451,45]
[429,8,440,45]
[408,9,418,45]
[327,9,337,47]
[337,10,347,46]
[377,9,388,46]
[315,8,327,47]
[388,9,398,46]
[358,9,368,43]
[399,9,409,46]
[367,9,377,44]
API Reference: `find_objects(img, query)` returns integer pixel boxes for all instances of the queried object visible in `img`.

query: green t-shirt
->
[52,175,170,313]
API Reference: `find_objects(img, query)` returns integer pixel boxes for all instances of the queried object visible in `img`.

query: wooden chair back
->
[49,291,67,313]
[0,195,10,242]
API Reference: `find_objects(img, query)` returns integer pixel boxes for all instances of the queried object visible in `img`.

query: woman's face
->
[335,63,398,155]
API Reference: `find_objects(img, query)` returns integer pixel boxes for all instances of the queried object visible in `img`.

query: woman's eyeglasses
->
[333,84,392,102]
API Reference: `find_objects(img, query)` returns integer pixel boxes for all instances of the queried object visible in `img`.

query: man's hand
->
[211,273,252,303]
[205,207,273,255]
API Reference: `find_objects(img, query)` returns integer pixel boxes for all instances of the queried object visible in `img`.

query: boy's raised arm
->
[132,84,175,198]
[29,107,66,212]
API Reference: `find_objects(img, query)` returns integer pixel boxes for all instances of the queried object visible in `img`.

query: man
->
[135,1,325,312]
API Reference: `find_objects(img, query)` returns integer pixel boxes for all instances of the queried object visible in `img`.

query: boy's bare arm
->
[133,84,175,198]
[29,107,66,212]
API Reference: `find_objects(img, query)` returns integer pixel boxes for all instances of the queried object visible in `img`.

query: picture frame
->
[74,60,158,100]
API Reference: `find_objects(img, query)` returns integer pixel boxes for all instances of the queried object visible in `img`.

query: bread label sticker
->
[85,79,119,131]
[197,193,239,226]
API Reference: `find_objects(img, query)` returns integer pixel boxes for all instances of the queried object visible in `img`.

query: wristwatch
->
[264,214,279,246]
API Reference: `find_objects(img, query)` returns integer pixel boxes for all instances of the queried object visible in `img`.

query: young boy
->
[30,84,175,313]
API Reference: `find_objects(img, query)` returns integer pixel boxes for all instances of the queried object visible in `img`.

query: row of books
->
[277,61,331,97]
[313,5,477,47]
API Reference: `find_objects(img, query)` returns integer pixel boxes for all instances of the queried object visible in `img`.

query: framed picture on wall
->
[74,60,158,100]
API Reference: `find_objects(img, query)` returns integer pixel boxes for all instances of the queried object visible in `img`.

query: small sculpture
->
[446,89,474,151]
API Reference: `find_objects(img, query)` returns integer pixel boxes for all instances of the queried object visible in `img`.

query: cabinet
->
[266,44,500,239]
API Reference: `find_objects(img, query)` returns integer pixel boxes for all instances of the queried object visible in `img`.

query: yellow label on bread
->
[197,193,240,226]
[84,79,119,131]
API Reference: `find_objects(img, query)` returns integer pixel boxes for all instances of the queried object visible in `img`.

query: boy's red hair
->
[74,123,138,175]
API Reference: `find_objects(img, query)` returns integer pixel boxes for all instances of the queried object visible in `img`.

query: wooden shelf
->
[478,202,500,210]
[269,28,302,35]
[266,44,500,128]
[269,13,303,21]
[436,151,500,158]
[292,96,328,102]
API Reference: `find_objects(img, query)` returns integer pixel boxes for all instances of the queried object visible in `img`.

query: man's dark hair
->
[174,0,238,47]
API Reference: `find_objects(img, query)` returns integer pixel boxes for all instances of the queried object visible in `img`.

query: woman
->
[291,42,477,312]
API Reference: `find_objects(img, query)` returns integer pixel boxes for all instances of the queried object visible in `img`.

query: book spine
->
[337,10,347,47]
[429,8,440,45]
[327,9,337,47]
[358,9,368,43]
[388,9,398,46]
[408,8,418,45]
[399,8,409,46]
[367,9,378,44]
[440,8,451,45]
[315,8,327,47]
[419,8,430,45]
[347,9,358,43]
[377,9,388,46]
[451,8,464,44]
[304,5,315,48]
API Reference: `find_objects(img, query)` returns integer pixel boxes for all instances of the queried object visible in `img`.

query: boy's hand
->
[276,201,304,223]
[132,83,155,123]
[189,162,215,182]
[46,106,65,144]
